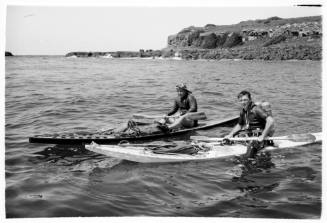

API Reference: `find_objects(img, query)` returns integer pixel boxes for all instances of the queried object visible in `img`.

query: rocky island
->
[66,16,322,60]
[5,51,14,56]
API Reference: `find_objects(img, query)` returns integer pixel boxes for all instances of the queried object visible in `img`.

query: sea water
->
[5,56,322,218]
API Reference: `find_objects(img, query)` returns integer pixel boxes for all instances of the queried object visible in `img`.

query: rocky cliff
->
[66,16,322,60]
[166,16,322,60]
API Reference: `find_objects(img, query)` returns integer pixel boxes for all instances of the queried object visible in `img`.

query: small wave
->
[286,166,316,180]
[202,91,224,96]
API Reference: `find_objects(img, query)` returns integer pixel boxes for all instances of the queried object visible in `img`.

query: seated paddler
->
[224,90,275,158]
[101,83,204,136]
[159,83,199,131]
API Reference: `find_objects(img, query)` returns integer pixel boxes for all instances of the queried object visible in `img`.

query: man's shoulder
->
[252,105,268,117]
[187,94,197,100]
[253,104,265,112]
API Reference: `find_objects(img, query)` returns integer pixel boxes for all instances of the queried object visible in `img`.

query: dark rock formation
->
[263,34,287,47]
[168,27,204,47]
[198,32,218,49]
[216,33,229,47]
[223,32,243,48]
[5,51,13,56]
[165,15,321,60]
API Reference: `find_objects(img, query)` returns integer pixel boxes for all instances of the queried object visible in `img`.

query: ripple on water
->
[5,57,322,217]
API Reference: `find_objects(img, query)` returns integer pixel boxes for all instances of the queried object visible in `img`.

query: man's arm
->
[167,100,178,116]
[258,116,274,141]
[225,123,242,138]
[253,106,274,141]
[187,95,197,113]
[225,110,245,138]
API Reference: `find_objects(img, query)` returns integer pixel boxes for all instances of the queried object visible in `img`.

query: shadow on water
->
[189,147,321,218]
[188,152,282,217]
[33,144,103,166]
[230,152,278,194]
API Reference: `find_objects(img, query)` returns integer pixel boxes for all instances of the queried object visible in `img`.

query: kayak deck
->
[85,132,322,163]
[29,115,238,145]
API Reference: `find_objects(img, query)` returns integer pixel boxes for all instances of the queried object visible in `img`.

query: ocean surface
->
[5,56,322,218]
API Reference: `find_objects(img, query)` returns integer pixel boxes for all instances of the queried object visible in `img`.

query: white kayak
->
[85,132,322,163]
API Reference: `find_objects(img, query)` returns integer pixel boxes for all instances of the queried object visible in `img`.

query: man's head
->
[237,90,252,110]
[176,83,191,98]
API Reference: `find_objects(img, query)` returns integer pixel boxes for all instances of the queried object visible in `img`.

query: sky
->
[3,1,323,55]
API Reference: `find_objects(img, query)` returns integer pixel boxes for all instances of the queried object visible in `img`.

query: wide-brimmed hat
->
[176,83,192,93]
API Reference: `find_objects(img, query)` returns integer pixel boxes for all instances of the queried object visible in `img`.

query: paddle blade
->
[283,133,317,142]
[191,133,321,143]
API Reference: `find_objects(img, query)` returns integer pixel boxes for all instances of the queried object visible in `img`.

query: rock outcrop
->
[199,32,218,49]
[263,34,287,47]
[165,15,322,60]
[5,51,13,56]
[223,32,243,48]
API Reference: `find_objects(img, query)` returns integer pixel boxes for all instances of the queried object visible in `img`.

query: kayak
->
[29,116,238,145]
[84,132,322,163]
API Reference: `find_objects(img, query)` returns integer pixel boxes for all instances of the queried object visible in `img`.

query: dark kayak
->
[29,116,238,145]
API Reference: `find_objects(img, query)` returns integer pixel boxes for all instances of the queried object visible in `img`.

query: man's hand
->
[224,133,233,139]
[180,111,186,116]
[258,135,265,142]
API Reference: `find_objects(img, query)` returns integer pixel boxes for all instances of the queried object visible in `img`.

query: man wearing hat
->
[163,83,198,130]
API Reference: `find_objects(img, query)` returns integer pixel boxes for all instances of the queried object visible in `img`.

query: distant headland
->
[66,16,322,60]
[5,51,14,56]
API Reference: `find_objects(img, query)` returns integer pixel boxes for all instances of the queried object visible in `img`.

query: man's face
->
[239,94,251,110]
[177,89,187,98]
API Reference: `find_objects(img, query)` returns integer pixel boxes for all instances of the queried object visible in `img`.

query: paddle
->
[118,142,177,147]
[133,114,178,119]
[96,120,154,134]
[132,111,207,121]
[96,127,115,134]
[190,133,318,143]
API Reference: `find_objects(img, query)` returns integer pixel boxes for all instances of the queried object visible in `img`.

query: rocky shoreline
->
[66,16,322,61]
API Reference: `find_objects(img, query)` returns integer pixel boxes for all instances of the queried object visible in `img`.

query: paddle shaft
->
[133,111,206,120]
[191,133,317,142]
[118,143,176,147]
[133,114,178,119]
